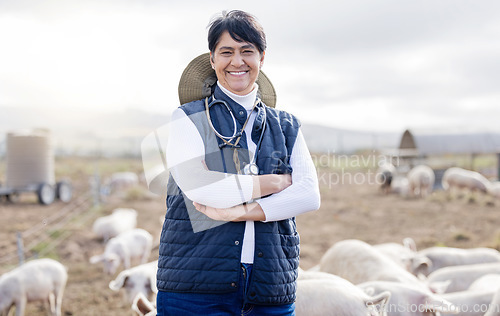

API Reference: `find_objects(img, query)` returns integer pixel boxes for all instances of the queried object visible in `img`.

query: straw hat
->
[178,53,276,108]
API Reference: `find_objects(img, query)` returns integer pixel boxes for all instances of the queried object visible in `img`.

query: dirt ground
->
[0,157,499,315]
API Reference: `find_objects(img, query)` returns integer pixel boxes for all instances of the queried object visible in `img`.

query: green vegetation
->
[310,151,382,173]
[49,229,63,239]
[425,153,498,177]
[492,232,500,251]
[124,186,149,201]
[453,232,471,242]
[54,156,143,180]
[31,241,58,259]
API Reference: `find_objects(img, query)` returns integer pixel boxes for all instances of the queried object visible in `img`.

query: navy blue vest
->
[157,86,301,305]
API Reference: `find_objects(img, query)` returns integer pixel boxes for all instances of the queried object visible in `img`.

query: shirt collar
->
[217,82,259,111]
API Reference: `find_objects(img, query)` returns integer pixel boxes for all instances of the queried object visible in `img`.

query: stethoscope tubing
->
[205,96,239,141]
[205,95,266,166]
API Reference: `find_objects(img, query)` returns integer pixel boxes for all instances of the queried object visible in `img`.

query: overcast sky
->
[1,0,500,133]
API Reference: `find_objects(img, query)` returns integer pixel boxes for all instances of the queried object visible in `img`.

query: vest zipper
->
[241,264,247,282]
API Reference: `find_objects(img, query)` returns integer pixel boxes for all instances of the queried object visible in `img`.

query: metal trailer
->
[1,129,73,205]
[0,180,72,205]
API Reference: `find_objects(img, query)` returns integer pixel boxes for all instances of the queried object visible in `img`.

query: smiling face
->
[210,31,265,96]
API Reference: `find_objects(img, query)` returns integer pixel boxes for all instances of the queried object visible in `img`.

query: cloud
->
[1,0,500,133]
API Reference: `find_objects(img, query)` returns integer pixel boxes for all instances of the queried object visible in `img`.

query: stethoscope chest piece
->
[243,163,260,175]
[205,95,266,176]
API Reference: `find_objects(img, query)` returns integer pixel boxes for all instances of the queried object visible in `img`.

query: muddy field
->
[0,156,499,315]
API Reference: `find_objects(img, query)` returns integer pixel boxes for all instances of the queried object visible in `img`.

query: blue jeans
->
[156,263,295,315]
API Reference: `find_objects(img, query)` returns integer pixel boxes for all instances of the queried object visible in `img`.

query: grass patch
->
[124,186,149,201]
[425,154,497,173]
[453,232,471,242]
[311,152,381,173]
[49,229,63,239]
[30,241,59,260]
[491,232,500,251]
[54,156,144,185]
[31,241,51,253]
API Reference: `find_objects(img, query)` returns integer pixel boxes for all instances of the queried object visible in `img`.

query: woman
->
[157,10,320,315]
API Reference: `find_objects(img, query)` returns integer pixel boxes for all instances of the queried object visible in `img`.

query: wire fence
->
[0,191,96,271]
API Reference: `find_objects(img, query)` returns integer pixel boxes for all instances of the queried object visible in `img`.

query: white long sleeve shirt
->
[166,83,320,263]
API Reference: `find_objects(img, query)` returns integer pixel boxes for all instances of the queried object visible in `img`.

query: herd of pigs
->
[377,164,500,200]
[2,208,500,315]
[297,239,500,315]
[1,165,500,315]
[0,207,156,316]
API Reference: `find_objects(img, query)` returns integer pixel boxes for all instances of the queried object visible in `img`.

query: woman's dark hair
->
[208,10,266,54]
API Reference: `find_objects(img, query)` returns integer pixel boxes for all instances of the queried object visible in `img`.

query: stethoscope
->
[205,95,266,175]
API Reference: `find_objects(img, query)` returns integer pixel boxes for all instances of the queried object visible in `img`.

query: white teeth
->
[229,71,246,75]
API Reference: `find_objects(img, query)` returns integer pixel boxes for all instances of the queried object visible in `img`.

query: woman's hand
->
[272,174,292,192]
[252,174,292,199]
[193,201,266,222]
[193,202,235,221]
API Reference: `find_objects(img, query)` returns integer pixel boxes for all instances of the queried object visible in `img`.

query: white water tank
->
[5,129,55,188]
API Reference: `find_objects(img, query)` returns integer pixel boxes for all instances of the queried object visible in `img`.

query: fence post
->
[497,153,500,180]
[92,160,102,208]
[16,231,25,266]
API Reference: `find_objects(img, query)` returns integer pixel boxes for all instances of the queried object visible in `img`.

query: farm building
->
[397,129,500,182]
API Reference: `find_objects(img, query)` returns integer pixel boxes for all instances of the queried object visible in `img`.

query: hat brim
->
[178,53,276,108]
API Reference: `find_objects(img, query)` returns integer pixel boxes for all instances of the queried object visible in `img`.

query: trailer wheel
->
[56,181,72,202]
[37,183,55,205]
